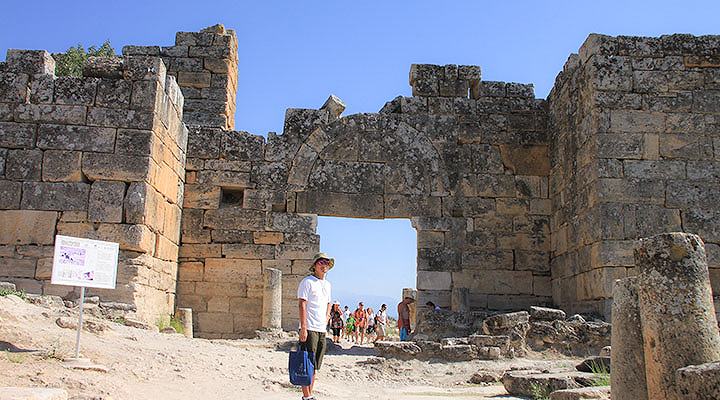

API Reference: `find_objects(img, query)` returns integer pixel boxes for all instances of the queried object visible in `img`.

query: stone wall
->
[548,34,720,318]
[0,49,187,322]
[176,62,553,338]
[123,24,238,130]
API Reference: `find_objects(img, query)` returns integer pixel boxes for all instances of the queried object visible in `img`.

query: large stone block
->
[597,178,664,204]
[204,207,266,230]
[88,181,125,223]
[659,134,714,160]
[41,150,83,182]
[53,76,98,105]
[498,145,550,176]
[182,184,220,209]
[95,78,132,107]
[0,72,29,103]
[5,149,42,180]
[453,269,533,295]
[82,153,151,182]
[37,124,116,153]
[0,210,57,244]
[296,191,383,219]
[196,312,234,334]
[222,244,275,259]
[266,212,317,234]
[0,180,21,208]
[417,270,452,290]
[21,182,90,211]
[204,258,262,282]
[178,243,222,259]
[666,181,720,208]
[0,122,36,149]
[384,194,442,218]
[15,104,87,125]
[0,257,37,278]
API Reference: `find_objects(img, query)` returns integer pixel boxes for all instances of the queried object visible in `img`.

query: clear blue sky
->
[2,1,719,315]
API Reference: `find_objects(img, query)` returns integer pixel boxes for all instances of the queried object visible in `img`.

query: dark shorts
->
[301,330,327,371]
[331,327,341,336]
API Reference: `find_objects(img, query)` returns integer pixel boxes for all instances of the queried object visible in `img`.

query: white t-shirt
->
[377,309,387,325]
[297,275,332,332]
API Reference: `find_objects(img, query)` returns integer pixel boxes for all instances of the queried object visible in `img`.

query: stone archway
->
[178,65,552,337]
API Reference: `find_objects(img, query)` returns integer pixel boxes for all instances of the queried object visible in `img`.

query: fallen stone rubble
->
[379,305,610,362]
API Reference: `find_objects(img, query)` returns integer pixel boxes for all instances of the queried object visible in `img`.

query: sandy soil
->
[0,295,580,400]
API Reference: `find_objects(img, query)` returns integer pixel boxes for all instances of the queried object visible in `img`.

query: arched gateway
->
[3,25,719,338]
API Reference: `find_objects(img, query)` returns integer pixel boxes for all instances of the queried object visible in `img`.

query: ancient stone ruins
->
[1,24,720,341]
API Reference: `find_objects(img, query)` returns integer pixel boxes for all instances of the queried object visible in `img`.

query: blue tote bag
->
[288,343,314,386]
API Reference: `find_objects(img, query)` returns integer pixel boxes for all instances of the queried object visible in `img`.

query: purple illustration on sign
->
[59,246,86,266]
[82,271,94,281]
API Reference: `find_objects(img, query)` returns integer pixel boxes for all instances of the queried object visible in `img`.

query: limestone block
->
[0,387,69,400]
[204,208,266,230]
[275,243,318,260]
[0,72,29,103]
[115,129,157,158]
[454,270,533,295]
[296,191,383,219]
[459,250,513,270]
[0,180,21,208]
[417,231,444,248]
[385,194,442,218]
[0,122,36,149]
[659,134,714,160]
[262,259,292,274]
[86,107,154,130]
[95,78,131,107]
[597,134,657,160]
[533,276,552,297]
[123,182,164,233]
[0,258,37,278]
[219,131,264,161]
[35,257,53,280]
[196,312,233,334]
[222,244,275,259]
[41,150,83,182]
[487,294,551,310]
[636,233,720,400]
[283,232,319,244]
[676,362,720,399]
[417,247,460,271]
[196,170,250,188]
[36,124,115,153]
[207,296,230,313]
[687,161,720,180]
[6,49,54,74]
[496,198,529,215]
[417,270,451,290]
[82,153,150,182]
[204,258,261,282]
[254,232,283,245]
[5,149,42,180]
[209,229,252,244]
[155,234,178,262]
[623,205,682,239]
[178,261,203,281]
[666,181,720,209]
[88,181,125,223]
[28,75,53,104]
[163,203,182,243]
[186,127,222,159]
[266,212,316,234]
[178,244,222,259]
[21,182,90,211]
[52,76,97,105]
[498,145,550,176]
[15,104,86,125]
[597,178,664,204]
[684,209,720,243]
[633,70,704,93]
[515,251,550,272]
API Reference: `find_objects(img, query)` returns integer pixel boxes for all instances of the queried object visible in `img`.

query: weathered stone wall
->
[548,34,720,318]
[0,49,187,322]
[123,24,238,130]
[177,62,553,338]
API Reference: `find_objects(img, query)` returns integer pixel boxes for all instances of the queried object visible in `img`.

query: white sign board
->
[51,235,119,289]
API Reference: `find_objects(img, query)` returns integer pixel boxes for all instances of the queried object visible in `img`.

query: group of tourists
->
[328,302,388,344]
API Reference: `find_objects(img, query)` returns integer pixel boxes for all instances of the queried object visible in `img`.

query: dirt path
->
[0,295,577,399]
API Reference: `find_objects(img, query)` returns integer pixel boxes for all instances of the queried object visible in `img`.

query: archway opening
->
[316,216,416,320]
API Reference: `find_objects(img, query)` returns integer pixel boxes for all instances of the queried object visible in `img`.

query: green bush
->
[0,287,27,300]
[588,360,611,386]
[54,41,115,77]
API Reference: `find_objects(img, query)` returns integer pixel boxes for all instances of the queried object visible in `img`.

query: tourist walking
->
[365,307,376,342]
[397,296,414,341]
[297,252,334,400]
[342,305,351,340]
[375,304,388,342]
[353,302,367,344]
[345,313,356,341]
[329,302,344,343]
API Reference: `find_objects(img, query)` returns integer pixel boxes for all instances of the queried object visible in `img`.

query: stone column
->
[262,268,282,329]
[635,232,720,400]
[176,307,193,338]
[451,287,470,313]
[610,277,648,400]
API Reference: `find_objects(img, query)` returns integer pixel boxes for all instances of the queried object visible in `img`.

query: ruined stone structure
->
[1,25,719,337]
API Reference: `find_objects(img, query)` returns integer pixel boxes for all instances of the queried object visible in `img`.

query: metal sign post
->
[74,286,86,359]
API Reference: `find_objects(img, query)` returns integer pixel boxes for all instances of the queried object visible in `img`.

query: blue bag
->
[288,343,314,386]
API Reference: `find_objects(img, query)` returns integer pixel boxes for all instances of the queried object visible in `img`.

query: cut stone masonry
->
[1,25,719,337]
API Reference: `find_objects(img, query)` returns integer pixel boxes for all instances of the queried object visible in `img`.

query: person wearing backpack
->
[375,304,388,342]
[297,252,334,400]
